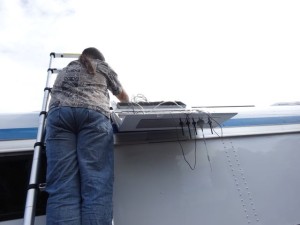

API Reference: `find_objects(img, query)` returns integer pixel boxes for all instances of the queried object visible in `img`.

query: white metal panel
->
[113,133,300,225]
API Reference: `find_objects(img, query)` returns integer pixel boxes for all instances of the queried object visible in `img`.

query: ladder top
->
[50,52,80,58]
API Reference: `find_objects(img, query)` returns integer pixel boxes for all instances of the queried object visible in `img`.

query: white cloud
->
[0,0,300,112]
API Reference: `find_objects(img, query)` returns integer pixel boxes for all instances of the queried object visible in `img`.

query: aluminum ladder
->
[23,52,80,225]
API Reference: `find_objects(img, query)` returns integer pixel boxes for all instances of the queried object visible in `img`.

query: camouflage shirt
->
[49,59,123,118]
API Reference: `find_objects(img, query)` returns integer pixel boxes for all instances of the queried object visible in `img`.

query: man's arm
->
[116,89,129,102]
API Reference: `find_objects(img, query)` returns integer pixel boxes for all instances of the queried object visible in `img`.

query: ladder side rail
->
[23,54,55,225]
[23,53,80,225]
[23,127,46,225]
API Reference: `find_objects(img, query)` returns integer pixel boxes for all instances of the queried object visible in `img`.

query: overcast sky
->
[0,0,299,112]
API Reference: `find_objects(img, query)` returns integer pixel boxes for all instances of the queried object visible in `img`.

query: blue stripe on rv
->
[0,116,300,140]
[222,116,300,127]
[0,128,38,141]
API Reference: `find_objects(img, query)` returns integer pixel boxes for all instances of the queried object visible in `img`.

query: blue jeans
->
[45,107,114,225]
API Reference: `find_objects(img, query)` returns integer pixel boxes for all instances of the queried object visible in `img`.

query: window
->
[0,152,47,222]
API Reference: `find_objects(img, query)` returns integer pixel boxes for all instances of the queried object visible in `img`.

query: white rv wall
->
[113,133,300,225]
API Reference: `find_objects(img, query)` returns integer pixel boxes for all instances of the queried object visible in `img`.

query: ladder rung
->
[48,68,62,74]
[50,52,80,58]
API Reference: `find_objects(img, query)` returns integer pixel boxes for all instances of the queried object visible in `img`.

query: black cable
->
[192,118,197,135]
[200,127,212,172]
[177,136,197,170]
[208,117,213,134]
[185,114,192,139]
[205,113,224,137]
[172,115,197,170]
[179,118,185,136]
